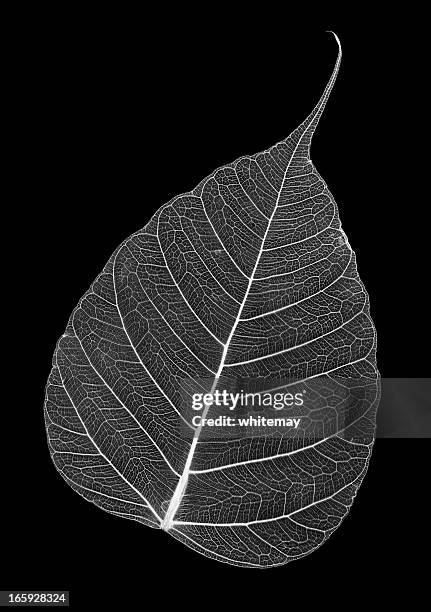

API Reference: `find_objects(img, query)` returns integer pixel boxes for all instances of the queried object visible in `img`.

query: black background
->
[3,9,429,608]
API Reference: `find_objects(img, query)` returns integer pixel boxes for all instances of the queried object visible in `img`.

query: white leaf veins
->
[44,34,380,568]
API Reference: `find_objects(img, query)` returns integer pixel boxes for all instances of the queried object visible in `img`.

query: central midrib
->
[161,138,304,531]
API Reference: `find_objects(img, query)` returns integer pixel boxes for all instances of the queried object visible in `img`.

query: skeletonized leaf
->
[44,34,379,567]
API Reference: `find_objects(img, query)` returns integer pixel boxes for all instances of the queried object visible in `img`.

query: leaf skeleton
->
[44,33,379,568]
